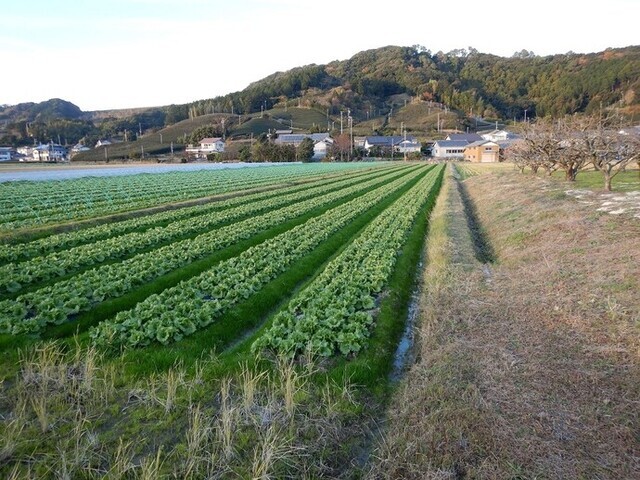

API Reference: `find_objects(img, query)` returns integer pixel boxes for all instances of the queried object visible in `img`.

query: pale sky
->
[2,0,638,111]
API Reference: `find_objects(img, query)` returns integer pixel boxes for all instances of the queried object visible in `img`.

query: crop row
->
[89,166,431,348]
[0,166,401,294]
[252,164,444,358]
[0,163,356,211]
[0,163,385,230]
[0,165,422,335]
[0,165,396,265]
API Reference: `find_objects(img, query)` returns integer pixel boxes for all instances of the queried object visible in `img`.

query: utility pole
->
[348,109,353,159]
[401,121,407,161]
[159,133,163,144]
[340,111,343,135]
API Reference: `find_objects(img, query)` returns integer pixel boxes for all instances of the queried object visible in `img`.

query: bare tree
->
[517,120,564,175]
[592,131,640,190]
[554,116,592,181]
[332,134,351,161]
[505,139,534,173]
[567,113,639,190]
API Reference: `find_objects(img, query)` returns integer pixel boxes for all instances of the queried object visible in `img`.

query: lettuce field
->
[0,161,446,478]
[0,162,443,361]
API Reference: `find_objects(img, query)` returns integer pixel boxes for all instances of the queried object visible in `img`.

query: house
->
[445,133,484,143]
[95,139,112,148]
[396,139,422,154]
[71,143,91,153]
[0,147,14,162]
[463,140,500,163]
[185,137,225,158]
[32,143,67,162]
[275,133,334,160]
[199,137,225,153]
[312,137,334,160]
[432,140,469,159]
[363,136,420,154]
[353,136,367,149]
[480,129,518,142]
[17,146,33,157]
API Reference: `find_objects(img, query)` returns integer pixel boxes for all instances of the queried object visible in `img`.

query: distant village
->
[0,128,521,164]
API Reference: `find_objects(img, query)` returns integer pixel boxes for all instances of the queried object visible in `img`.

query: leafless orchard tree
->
[554,116,592,181]
[512,119,564,176]
[564,113,639,190]
[510,114,639,190]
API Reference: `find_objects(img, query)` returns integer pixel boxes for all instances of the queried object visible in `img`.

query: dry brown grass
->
[370,165,640,479]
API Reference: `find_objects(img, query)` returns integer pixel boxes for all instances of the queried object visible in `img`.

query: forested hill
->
[0,98,83,123]
[2,45,639,148]
[188,45,640,121]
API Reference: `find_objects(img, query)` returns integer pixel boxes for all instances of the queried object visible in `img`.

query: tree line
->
[183,45,640,123]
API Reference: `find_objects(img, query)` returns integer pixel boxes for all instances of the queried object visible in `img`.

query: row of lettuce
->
[2,163,444,361]
[0,166,401,294]
[254,165,443,357]
[89,167,432,348]
[0,165,414,335]
[0,166,390,266]
[0,163,382,231]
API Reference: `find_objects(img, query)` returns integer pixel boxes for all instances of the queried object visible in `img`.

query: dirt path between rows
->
[369,167,639,479]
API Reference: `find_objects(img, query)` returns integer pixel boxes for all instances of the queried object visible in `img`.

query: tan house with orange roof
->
[463,140,500,163]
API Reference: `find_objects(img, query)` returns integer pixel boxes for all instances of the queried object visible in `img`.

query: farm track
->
[0,165,424,343]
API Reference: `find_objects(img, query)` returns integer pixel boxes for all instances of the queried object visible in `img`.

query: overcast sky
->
[2,0,638,111]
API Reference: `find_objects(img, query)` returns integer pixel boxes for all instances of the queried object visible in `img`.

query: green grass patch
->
[551,168,640,192]
[264,107,329,130]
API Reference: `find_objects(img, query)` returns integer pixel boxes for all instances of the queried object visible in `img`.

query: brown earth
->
[370,166,639,479]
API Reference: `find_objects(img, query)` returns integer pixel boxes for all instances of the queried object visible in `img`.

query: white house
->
[0,147,13,162]
[396,139,422,154]
[363,136,420,154]
[95,139,112,148]
[71,143,91,153]
[432,140,468,159]
[275,133,333,160]
[185,137,225,158]
[199,137,225,153]
[480,129,518,142]
[17,146,33,157]
[33,144,67,162]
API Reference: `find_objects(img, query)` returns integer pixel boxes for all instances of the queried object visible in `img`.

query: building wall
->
[464,145,500,162]
[433,147,465,158]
